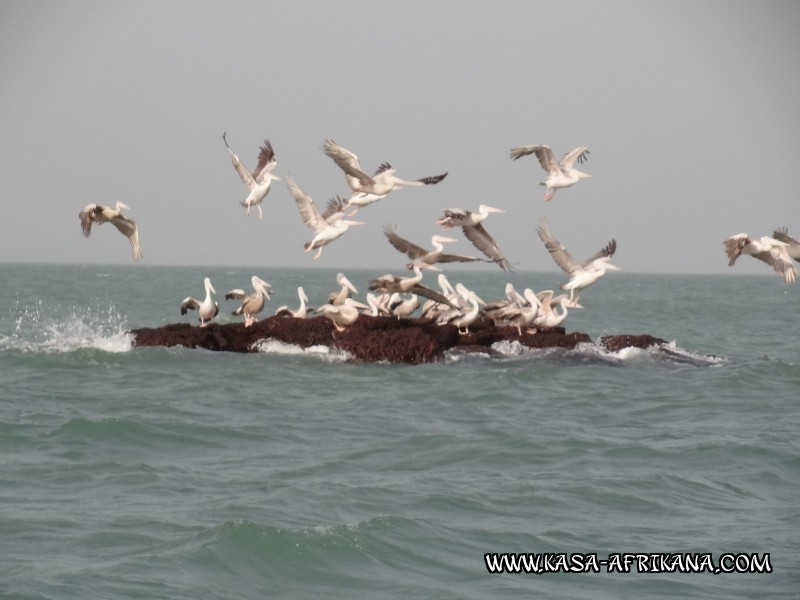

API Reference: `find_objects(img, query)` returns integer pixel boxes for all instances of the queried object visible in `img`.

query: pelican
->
[180,277,218,327]
[225,276,273,327]
[275,286,309,318]
[772,227,800,263]
[383,225,483,269]
[328,272,358,306]
[510,144,591,201]
[284,174,365,259]
[391,293,420,319]
[222,132,280,220]
[368,263,454,307]
[323,139,447,211]
[315,297,370,332]
[531,291,582,329]
[437,205,510,270]
[437,290,484,334]
[723,233,797,283]
[78,201,142,261]
[536,219,619,302]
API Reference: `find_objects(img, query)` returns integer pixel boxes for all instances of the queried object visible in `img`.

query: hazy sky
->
[1,1,798,276]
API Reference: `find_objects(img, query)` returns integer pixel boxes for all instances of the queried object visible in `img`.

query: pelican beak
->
[486,206,506,213]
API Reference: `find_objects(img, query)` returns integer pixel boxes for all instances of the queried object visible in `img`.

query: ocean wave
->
[251,338,351,362]
[0,302,132,354]
[445,339,726,368]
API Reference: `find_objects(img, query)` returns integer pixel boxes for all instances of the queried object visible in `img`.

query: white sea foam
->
[251,338,351,362]
[0,302,132,354]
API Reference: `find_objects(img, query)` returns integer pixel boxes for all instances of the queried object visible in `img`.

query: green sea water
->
[1,264,797,599]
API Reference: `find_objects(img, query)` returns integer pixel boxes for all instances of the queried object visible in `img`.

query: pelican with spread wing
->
[510,144,591,201]
[223,132,280,219]
[79,201,142,261]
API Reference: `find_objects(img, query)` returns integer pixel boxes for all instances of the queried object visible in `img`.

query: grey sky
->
[1,1,798,275]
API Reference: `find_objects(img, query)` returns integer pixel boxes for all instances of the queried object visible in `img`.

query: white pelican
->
[724,233,797,283]
[315,297,370,332]
[368,263,454,307]
[390,293,420,319]
[383,225,483,269]
[531,291,582,329]
[772,227,800,262]
[485,284,538,334]
[225,276,273,327]
[275,287,309,318]
[536,219,619,302]
[437,205,510,270]
[510,144,591,201]
[322,139,447,211]
[78,201,142,261]
[284,174,365,259]
[329,272,358,306]
[436,290,484,334]
[223,132,280,220]
[180,277,218,327]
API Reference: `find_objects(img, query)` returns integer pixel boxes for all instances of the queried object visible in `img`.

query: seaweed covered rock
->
[130,315,666,364]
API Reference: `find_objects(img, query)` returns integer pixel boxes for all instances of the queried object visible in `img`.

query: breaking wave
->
[251,338,351,362]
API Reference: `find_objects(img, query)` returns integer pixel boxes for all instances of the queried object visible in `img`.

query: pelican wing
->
[390,172,449,187]
[410,284,457,308]
[772,227,799,246]
[437,252,483,264]
[78,204,99,237]
[321,196,347,223]
[323,139,373,188]
[582,238,616,267]
[510,144,556,173]
[383,226,427,260]
[723,234,749,266]
[225,289,246,300]
[180,297,200,314]
[536,220,581,275]
[560,146,590,169]
[252,139,277,182]
[284,175,326,234]
[110,215,142,261]
[462,223,511,271]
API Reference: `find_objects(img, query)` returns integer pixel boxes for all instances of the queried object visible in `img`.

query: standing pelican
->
[383,225,483,269]
[328,272,358,306]
[723,233,797,283]
[536,219,619,302]
[275,287,309,318]
[510,144,591,201]
[225,276,273,327]
[223,132,280,220]
[436,290,484,334]
[323,139,447,211]
[531,291,582,329]
[284,174,365,259]
[78,201,142,261]
[180,277,218,327]
[772,227,800,263]
[391,293,420,319]
[315,297,370,332]
[436,205,511,270]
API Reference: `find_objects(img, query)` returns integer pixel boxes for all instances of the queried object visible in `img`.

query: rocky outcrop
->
[130,314,668,364]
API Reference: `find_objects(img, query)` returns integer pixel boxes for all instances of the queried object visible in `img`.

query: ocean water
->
[1,263,797,599]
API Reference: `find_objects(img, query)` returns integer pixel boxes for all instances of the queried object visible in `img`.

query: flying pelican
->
[383,225,483,269]
[222,132,280,220]
[772,227,800,263]
[328,272,359,306]
[225,276,273,327]
[284,174,365,259]
[322,139,447,211]
[180,277,218,327]
[315,297,370,332]
[723,233,797,283]
[436,205,511,270]
[78,201,142,261]
[368,263,455,307]
[275,286,309,318]
[436,290,485,334]
[531,291,582,329]
[510,144,591,201]
[536,219,619,302]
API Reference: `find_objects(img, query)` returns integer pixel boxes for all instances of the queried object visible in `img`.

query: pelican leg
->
[257,205,263,220]
[314,247,323,260]
[544,188,554,202]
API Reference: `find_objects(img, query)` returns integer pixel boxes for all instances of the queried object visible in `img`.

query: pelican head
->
[115,201,131,212]
[203,277,216,295]
[573,170,593,180]
[298,286,308,303]
[252,276,272,298]
[337,272,358,295]
[431,235,458,245]
[479,204,506,215]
